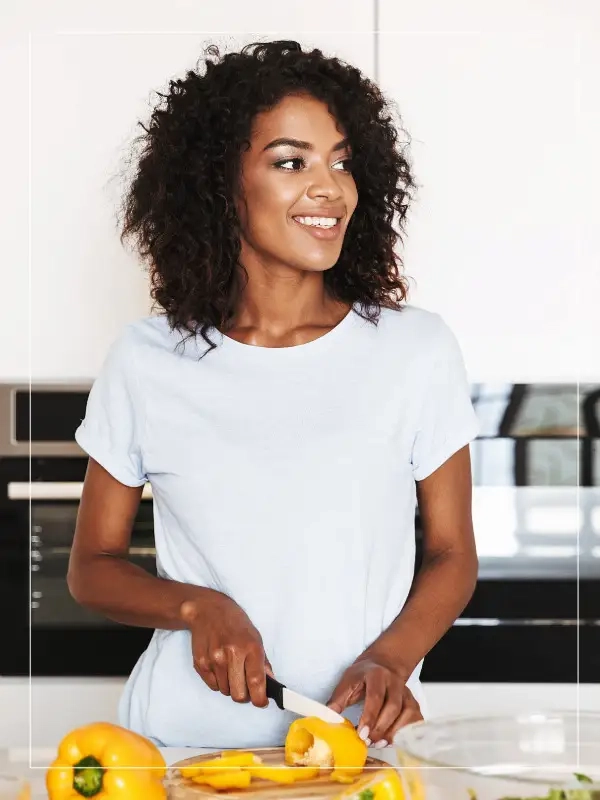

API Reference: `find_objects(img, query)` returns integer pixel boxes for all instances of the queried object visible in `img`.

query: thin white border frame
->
[26,24,588,778]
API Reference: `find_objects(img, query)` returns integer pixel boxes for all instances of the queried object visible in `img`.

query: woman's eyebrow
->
[262,137,350,152]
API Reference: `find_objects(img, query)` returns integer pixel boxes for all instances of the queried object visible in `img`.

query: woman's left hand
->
[326,656,423,747]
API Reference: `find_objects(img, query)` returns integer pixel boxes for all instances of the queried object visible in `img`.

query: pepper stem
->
[73,755,104,797]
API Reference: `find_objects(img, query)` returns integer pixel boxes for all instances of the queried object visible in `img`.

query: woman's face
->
[235,93,358,275]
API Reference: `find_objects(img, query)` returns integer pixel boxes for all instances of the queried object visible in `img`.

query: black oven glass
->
[31,501,156,628]
[15,391,90,442]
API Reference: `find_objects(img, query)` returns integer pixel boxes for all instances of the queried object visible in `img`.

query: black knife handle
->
[265,674,286,710]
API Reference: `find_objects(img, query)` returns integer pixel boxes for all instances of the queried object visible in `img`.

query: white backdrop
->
[2,0,598,381]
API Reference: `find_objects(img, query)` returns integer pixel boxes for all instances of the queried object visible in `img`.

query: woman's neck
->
[224,281,351,348]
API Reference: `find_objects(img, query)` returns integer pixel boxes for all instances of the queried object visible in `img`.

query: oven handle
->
[7,481,153,500]
[454,617,598,626]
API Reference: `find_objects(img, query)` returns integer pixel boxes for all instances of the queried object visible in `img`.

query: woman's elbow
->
[464,548,479,596]
[67,554,94,607]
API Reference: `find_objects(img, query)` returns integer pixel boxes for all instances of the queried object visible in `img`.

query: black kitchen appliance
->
[0,384,154,676]
[1,381,599,681]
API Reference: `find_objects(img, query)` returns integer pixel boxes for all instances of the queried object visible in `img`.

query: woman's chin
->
[292,254,343,274]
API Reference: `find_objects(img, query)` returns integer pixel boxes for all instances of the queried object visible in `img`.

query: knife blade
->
[265,674,346,724]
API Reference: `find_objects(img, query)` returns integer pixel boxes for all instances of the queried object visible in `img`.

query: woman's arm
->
[327,445,478,743]
[365,443,478,676]
[68,458,271,706]
[68,457,209,629]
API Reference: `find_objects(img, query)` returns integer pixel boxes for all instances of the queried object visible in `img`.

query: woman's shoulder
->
[110,314,197,358]
[376,303,451,349]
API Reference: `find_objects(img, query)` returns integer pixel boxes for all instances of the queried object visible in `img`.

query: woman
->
[68,40,479,750]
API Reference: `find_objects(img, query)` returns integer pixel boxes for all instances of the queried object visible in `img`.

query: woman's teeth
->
[294,216,339,228]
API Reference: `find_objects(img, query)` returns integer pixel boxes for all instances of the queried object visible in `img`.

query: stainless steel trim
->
[8,482,153,500]
[44,546,156,556]
[0,383,92,457]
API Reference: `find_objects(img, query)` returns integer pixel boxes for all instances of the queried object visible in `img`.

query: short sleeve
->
[74,329,147,487]
[411,317,479,481]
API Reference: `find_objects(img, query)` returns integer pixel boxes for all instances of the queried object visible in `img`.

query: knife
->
[265,674,346,724]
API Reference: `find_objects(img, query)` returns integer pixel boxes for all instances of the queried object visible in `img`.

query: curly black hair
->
[120,39,417,353]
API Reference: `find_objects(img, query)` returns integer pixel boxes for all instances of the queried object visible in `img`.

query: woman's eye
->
[333,158,352,172]
[274,157,353,172]
[275,157,305,171]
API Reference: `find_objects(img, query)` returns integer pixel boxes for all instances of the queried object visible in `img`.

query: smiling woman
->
[67,40,480,751]
[118,39,416,351]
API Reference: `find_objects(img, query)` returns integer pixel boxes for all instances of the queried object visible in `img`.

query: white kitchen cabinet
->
[377,0,599,383]
[5,1,598,382]
[0,35,29,381]
[3,1,375,380]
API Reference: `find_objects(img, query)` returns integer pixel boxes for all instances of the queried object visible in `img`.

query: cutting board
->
[166,747,391,798]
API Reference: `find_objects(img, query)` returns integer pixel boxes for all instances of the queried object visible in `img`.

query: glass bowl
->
[393,711,600,799]
[0,773,30,800]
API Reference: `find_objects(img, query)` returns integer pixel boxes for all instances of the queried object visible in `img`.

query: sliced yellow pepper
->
[191,771,252,790]
[179,751,259,778]
[285,717,368,782]
[46,722,166,800]
[395,755,426,800]
[334,767,406,799]
[248,764,320,784]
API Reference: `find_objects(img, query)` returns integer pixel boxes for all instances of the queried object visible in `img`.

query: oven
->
[420,383,600,683]
[1,381,599,682]
[0,384,154,676]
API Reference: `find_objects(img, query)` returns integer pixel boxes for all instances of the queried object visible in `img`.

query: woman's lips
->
[291,217,343,241]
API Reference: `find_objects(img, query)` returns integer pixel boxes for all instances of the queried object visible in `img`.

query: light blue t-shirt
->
[75,304,479,748]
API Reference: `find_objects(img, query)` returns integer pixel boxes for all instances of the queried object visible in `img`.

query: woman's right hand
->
[180,591,273,708]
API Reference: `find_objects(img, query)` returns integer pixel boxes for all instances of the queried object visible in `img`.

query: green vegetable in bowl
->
[469,772,599,800]
[357,791,375,800]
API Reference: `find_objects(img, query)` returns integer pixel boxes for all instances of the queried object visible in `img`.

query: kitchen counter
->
[1,745,398,798]
[2,745,399,769]
[3,679,600,751]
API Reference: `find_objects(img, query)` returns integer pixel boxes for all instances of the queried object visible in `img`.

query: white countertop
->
[1,745,398,799]
[3,745,397,769]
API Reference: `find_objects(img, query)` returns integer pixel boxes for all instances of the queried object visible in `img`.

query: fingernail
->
[358,726,370,741]
[374,740,388,749]
[365,738,372,747]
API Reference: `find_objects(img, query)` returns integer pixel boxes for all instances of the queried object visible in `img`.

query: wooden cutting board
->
[166,747,391,798]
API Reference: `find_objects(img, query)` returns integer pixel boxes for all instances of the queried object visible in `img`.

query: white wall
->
[2,1,375,380]
[378,0,600,382]
[1,0,598,381]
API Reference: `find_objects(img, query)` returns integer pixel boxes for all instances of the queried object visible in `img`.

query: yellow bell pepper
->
[285,716,368,782]
[46,722,166,800]
[179,751,259,779]
[191,771,252,790]
[333,767,406,799]
[248,764,320,784]
[395,754,426,800]
[180,750,319,787]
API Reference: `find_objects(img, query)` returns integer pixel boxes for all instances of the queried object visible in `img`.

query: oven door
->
[0,456,155,676]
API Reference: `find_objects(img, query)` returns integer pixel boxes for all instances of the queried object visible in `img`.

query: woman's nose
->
[306,165,344,201]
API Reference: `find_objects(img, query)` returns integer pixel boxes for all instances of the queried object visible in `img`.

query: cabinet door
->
[3,1,376,380]
[0,33,29,381]
[378,0,598,382]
